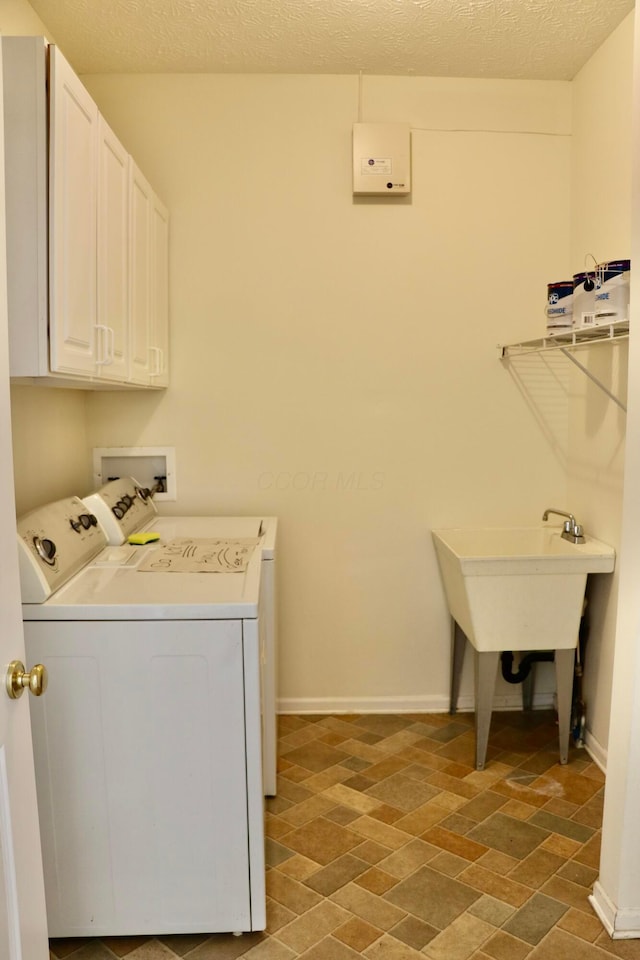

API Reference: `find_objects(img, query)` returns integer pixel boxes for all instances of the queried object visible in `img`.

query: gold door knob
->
[5,661,48,700]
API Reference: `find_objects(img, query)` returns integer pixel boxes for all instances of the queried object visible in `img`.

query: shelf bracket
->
[498,320,629,412]
[559,347,627,412]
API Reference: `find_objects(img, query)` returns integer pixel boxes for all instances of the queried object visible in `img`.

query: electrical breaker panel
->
[352,123,411,196]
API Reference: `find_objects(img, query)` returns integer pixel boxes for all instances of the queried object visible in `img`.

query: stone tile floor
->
[50,711,640,959]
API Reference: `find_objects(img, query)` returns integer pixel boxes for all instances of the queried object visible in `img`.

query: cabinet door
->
[2,36,49,378]
[149,193,169,386]
[96,116,129,382]
[129,161,151,384]
[49,46,98,376]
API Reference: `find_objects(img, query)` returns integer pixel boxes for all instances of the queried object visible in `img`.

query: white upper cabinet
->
[129,162,170,387]
[150,193,169,387]
[2,36,51,379]
[129,161,152,385]
[97,116,130,382]
[49,45,98,376]
[1,37,168,389]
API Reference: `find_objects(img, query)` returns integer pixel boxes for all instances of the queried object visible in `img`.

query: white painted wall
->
[567,12,634,757]
[82,72,570,710]
[0,0,54,37]
[9,385,91,516]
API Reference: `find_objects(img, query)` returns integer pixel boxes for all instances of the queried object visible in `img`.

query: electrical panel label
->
[361,158,392,176]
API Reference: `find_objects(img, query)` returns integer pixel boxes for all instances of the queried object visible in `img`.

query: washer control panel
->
[83,476,158,545]
[17,496,108,602]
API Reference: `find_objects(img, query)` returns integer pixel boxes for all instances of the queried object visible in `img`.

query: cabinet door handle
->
[95,325,114,365]
[149,346,161,376]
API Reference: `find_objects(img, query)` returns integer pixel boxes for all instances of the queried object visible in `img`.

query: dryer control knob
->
[33,536,56,565]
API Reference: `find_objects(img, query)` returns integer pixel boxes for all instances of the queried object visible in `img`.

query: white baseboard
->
[277,692,555,715]
[584,729,608,773]
[590,882,640,939]
[590,882,617,936]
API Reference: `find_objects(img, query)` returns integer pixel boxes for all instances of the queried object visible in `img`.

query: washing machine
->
[17,495,268,938]
[82,476,278,796]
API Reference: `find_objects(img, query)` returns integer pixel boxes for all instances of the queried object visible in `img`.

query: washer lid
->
[21,535,263,620]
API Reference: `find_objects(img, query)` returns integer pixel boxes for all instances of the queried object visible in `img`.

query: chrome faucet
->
[542,508,585,544]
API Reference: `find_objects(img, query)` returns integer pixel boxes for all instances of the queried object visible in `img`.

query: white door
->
[0,49,50,959]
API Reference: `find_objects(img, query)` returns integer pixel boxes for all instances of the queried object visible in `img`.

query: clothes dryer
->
[82,477,278,796]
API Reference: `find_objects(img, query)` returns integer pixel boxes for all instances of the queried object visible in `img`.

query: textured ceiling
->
[27,0,635,80]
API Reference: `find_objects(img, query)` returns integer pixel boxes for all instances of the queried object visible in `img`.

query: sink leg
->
[555,648,575,764]
[474,650,499,770]
[522,655,536,711]
[450,620,467,715]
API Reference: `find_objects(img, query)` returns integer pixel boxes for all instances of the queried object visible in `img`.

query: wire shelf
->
[498,319,629,359]
[498,319,629,411]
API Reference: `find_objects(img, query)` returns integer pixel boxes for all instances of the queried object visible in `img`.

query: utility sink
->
[431,524,615,769]
[432,526,615,652]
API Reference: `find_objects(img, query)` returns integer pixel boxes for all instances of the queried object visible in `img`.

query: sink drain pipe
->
[500,650,554,684]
